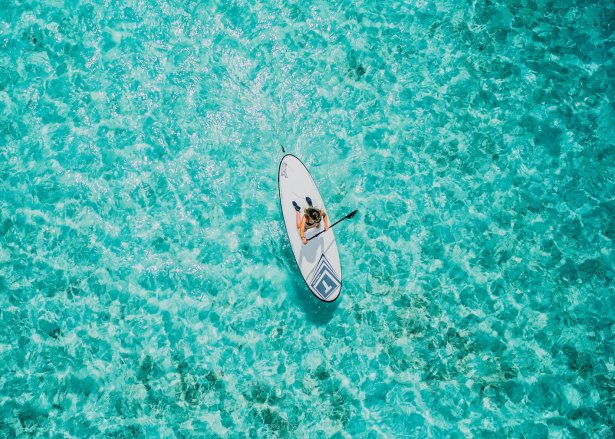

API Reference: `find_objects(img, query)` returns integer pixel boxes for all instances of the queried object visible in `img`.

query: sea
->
[0,0,613,436]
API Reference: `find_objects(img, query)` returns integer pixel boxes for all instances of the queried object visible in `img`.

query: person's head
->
[305,207,321,222]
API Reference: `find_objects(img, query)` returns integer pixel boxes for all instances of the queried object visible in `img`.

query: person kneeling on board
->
[292,197,329,245]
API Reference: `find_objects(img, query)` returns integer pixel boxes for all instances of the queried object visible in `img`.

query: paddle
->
[307,210,358,241]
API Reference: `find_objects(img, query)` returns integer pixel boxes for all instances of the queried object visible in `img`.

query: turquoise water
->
[1,0,614,436]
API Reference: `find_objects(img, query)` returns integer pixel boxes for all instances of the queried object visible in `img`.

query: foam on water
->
[1,0,613,436]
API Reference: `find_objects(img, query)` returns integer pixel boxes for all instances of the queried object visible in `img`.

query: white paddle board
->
[278,154,342,302]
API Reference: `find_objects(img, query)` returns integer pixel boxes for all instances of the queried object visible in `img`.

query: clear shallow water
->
[0,0,614,436]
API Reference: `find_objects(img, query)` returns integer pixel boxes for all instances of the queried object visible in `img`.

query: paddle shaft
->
[307,210,358,241]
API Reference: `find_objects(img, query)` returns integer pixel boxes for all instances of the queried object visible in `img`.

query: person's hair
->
[306,207,321,222]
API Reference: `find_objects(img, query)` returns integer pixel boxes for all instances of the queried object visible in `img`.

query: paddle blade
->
[346,210,358,219]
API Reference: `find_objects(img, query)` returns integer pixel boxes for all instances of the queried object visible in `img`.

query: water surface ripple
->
[0,0,613,436]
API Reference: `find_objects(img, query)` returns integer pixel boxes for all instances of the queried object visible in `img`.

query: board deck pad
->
[278,154,342,302]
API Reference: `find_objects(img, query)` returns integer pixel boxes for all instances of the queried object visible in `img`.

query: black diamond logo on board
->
[310,254,341,299]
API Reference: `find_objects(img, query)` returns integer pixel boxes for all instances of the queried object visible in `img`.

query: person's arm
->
[323,212,329,230]
[300,216,308,244]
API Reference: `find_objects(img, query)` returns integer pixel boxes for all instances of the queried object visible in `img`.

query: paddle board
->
[278,154,342,302]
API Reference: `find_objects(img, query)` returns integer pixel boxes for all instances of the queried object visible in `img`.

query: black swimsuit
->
[305,215,321,230]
